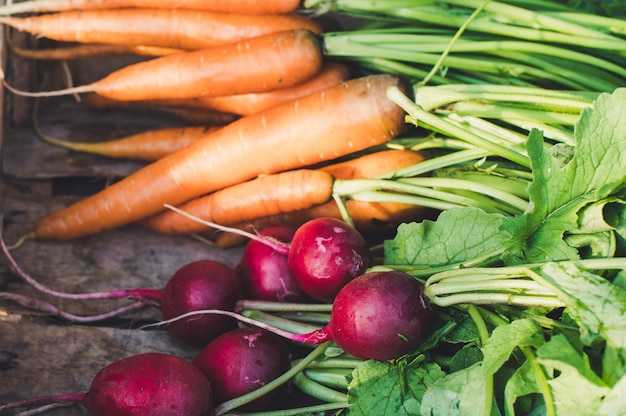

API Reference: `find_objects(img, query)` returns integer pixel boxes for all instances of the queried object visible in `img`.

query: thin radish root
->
[163,204,290,254]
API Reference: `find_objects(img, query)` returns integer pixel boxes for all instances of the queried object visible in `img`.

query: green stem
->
[215,342,334,415]
[420,0,492,86]
[291,371,349,403]
[240,310,322,335]
[465,304,494,416]
[236,300,333,313]
[224,402,350,416]
[387,86,531,167]
[520,346,556,416]
[304,367,352,390]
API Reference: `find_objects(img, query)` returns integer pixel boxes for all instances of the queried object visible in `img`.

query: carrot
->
[80,93,240,126]
[30,74,410,241]
[36,125,220,161]
[77,63,351,116]
[1,29,324,101]
[0,0,302,15]
[161,62,351,116]
[0,9,322,51]
[212,199,427,247]
[9,43,185,60]
[139,169,335,233]
[139,149,426,235]
[212,150,430,247]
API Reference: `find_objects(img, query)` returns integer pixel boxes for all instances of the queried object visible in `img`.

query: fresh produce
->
[164,270,435,361]
[192,327,291,412]
[26,74,409,241]
[139,169,336,234]
[2,29,324,101]
[156,260,242,346]
[139,149,426,237]
[0,9,322,51]
[237,225,309,302]
[2,1,626,415]
[0,0,302,15]
[142,62,352,117]
[288,217,372,302]
[36,125,220,161]
[0,352,213,415]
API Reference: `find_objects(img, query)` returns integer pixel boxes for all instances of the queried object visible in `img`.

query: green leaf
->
[503,360,542,416]
[537,334,610,415]
[501,88,626,263]
[346,359,445,416]
[420,362,495,416]
[537,262,626,350]
[481,318,545,376]
[599,374,626,415]
[384,207,507,267]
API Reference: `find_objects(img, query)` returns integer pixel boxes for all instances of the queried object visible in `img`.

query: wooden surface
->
[0,34,252,414]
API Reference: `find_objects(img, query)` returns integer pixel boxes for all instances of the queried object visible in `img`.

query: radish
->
[287,217,372,302]
[162,210,373,303]
[236,225,309,302]
[166,270,435,361]
[0,231,243,346]
[157,260,242,346]
[192,327,291,412]
[0,352,213,415]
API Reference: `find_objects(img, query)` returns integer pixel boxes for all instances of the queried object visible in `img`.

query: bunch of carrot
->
[0,0,431,244]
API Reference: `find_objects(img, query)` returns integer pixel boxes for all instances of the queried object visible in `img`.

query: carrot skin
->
[172,62,351,116]
[9,43,185,60]
[0,9,322,51]
[139,169,335,233]
[89,29,324,101]
[39,126,220,161]
[0,0,302,15]
[76,63,350,116]
[140,149,425,235]
[80,93,240,126]
[33,74,410,240]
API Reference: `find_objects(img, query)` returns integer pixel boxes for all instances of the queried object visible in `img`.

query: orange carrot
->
[78,63,351,116]
[80,93,240,126]
[213,199,427,247]
[0,9,322,51]
[139,149,426,235]
[36,125,220,161]
[30,74,410,241]
[161,62,351,116]
[140,169,335,233]
[318,148,427,180]
[2,29,324,101]
[0,0,302,15]
[9,43,185,60]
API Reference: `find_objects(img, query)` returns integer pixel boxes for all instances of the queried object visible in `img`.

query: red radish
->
[237,225,309,302]
[287,217,372,302]
[192,327,291,412]
[158,260,242,346]
[0,232,242,346]
[322,270,434,360]
[0,352,213,415]
[166,270,435,361]
[161,211,373,303]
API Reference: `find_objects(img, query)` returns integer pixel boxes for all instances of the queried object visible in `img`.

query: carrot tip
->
[6,232,35,250]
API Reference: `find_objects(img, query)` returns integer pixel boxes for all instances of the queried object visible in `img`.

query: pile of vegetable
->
[0,0,625,414]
